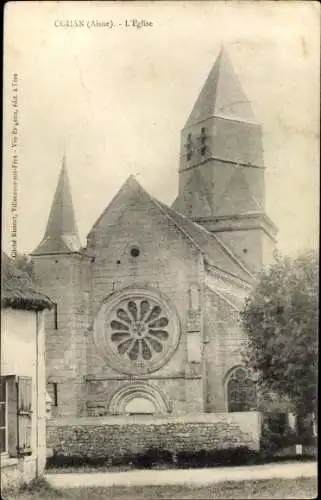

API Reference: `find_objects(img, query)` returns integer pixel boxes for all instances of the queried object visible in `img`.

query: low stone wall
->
[47,412,261,461]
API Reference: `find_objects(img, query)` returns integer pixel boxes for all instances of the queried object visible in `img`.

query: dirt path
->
[46,461,317,489]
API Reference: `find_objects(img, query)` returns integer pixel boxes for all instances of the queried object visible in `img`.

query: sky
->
[2,1,320,258]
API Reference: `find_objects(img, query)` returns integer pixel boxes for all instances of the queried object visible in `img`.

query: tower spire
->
[185,47,258,128]
[172,46,277,273]
[175,46,265,219]
[32,157,81,254]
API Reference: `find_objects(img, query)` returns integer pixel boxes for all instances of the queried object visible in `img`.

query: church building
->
[31,49,277,419]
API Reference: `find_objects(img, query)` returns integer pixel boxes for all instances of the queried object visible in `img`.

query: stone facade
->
[31,49,277,430]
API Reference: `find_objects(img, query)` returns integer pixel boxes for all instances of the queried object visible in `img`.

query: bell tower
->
[31,157,91,417]
[172,48,277,273]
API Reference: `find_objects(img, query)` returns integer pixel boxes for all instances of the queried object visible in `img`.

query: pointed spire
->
[185,47,258,128]
[32,157,81,254]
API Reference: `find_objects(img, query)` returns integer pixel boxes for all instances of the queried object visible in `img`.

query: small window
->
[47,382,58,407]
[185,134,193,161]
[130,247,140,258]
[0,377,7,453]
[199,127,207,154]
[53,303,58,329]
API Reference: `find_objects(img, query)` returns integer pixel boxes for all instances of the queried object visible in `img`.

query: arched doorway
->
[226,367,257,412]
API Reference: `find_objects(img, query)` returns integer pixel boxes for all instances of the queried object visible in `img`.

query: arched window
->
[227,367,257,412]
[108,382,171,415]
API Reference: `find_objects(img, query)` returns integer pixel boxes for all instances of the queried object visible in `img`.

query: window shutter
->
[17,376,32,456]
[6,375,18,457]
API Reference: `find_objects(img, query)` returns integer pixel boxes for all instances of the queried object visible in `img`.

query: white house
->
[1,252,53,493]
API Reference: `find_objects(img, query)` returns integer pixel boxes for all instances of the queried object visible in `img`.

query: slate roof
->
[1,252,53,310]
[185,47,258,128]
[32,157,81,255]
[153,197,253,283]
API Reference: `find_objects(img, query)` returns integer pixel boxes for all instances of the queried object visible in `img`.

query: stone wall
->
[47,412,261,461]
[33,253,91,417]
[204,287,248,412]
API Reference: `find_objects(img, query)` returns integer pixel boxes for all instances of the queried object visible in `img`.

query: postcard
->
[2,1,318,498]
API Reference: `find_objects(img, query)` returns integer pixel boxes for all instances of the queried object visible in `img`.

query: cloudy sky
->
[3,1,319,258]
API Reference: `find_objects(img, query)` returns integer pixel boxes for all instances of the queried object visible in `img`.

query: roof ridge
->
[151,197,205,253]
[205,285,240,312]
[159,200,253,279]
[88,175,138,238]
[210,232,254,279]
[83,175,253,284]
[153,199,252,283]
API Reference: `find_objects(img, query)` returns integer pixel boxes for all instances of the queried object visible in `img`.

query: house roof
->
[1,252,53,311]
[32,157,81,255]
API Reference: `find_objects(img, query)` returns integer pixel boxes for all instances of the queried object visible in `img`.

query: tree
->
[240,250,318,418]
[14,253,35,281]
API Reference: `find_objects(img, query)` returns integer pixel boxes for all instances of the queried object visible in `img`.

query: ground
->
[5,477,317,500]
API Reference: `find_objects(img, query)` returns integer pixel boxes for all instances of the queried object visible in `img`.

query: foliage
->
[14,252,35,280]
[241,250,318,417]
[259,414,297,457]
[2,251,52,310]
[20,476,62,496]
[47,446,261,471]
[175,447,258,467]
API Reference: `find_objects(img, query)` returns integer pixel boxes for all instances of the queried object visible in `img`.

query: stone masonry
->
[47,413,261,461]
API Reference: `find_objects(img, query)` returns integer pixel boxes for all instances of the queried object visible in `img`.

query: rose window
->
[94,289,180,375]
[111,299,170,361]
